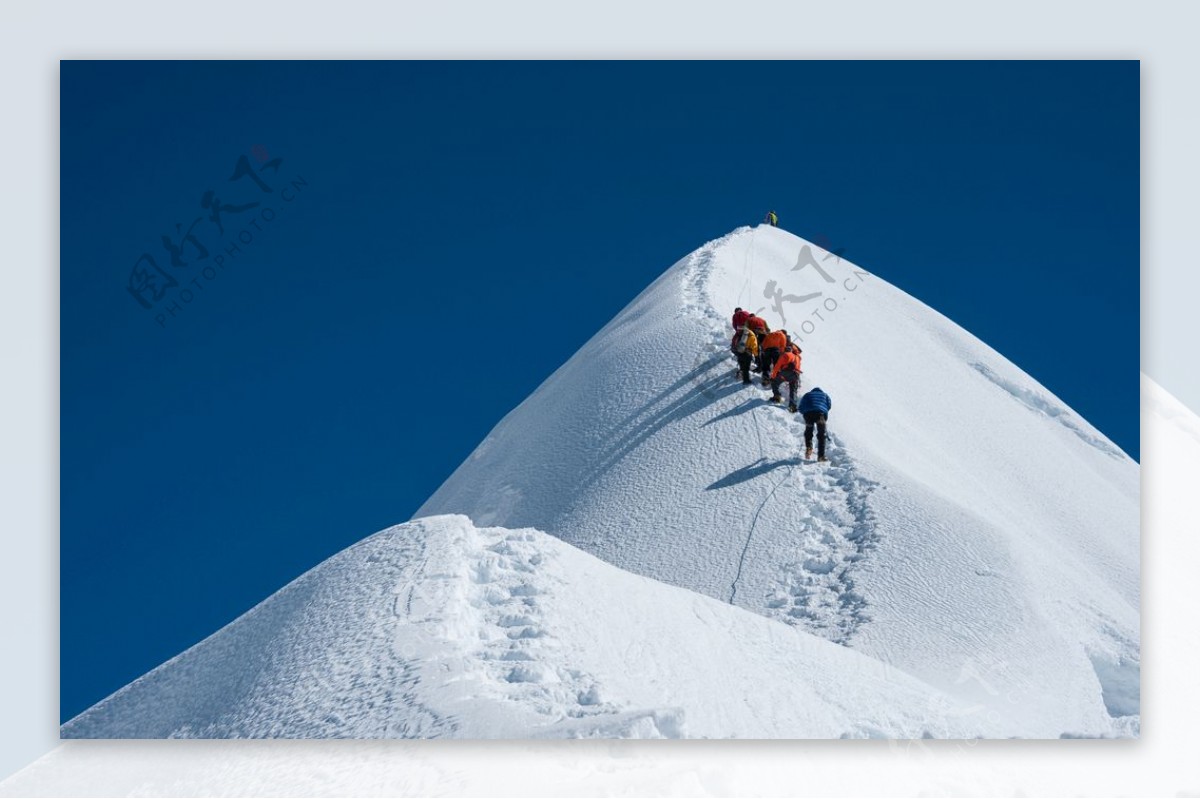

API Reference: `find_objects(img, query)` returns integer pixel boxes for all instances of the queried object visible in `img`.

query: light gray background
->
[1,0,1193,793]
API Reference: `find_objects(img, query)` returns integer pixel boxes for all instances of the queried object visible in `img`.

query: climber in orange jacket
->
[759,329,788,387]
[769,348,803,412]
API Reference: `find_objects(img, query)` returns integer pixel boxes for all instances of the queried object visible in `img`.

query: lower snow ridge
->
[63,515,1005,739]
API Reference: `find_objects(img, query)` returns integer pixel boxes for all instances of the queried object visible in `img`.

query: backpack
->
[734,327,751,354]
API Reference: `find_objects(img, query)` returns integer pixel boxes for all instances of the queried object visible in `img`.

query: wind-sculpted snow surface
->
[62,515,992,739]
[420,226,1140,737]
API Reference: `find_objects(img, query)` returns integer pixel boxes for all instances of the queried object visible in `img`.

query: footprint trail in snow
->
[685,230,882,644]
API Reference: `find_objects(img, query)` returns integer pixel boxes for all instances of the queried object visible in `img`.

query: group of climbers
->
[729,306,831,462]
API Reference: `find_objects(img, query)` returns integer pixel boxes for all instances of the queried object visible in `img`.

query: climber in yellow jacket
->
[731,325,759,386]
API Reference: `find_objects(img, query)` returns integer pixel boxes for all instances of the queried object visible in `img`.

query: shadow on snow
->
[707,457,805,491]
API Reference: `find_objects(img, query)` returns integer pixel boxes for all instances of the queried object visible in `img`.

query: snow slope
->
[13,378,1179,793]
[61,514,994,740]
[418,226,1140,737]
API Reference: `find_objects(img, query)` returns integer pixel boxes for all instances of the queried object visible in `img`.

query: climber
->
[732,307,750,332]
[759,328,788,387]
[798,387,832,462]
[769,346,803,412]
[730,324,759,385]
[744,314,770,372]
[764,210,779,227]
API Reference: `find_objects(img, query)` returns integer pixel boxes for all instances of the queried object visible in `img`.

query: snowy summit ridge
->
[64,226,1139,739]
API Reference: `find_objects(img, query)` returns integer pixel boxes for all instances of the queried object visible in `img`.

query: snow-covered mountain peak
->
[419,225,1139,737]
[63,225,1139,739]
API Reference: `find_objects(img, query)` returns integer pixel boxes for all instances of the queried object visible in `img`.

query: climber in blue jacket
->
[798,387,831,462]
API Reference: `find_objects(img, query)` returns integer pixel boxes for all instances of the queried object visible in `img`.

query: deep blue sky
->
[61,61,1139,722]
